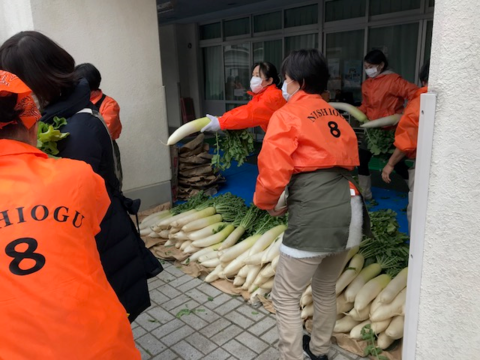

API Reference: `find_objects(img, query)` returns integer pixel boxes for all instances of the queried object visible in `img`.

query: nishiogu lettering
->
[307,108,341,122]
[0,206,85,229]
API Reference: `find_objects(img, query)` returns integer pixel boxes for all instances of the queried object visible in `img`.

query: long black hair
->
[253,62,281,89]
[75,63,102,91]
[364,49,389,71]
[0,31,78,109]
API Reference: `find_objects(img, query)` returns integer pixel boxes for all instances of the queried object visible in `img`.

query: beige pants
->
[272,251,348,360]
[407,163,416,234]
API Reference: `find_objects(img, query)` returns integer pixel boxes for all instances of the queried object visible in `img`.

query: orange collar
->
[0,139,48,159]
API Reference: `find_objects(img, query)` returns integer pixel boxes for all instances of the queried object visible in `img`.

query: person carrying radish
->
[382,60,430,233]
[200,61,286,133]
[254,49,370,360]
[357,50,418,200]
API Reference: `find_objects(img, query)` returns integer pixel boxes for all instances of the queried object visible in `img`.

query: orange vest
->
[394,87,428,159]
[0,140,140,360]
[254,91,359,209]
[91,90,122,140]
[219,84,286,132]
[358,72,418,121]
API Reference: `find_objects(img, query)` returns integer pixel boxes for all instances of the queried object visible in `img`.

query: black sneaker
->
[302,335,328,360]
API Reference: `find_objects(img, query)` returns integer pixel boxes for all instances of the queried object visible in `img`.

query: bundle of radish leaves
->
[212,130,255,171]
[37,116,69,156]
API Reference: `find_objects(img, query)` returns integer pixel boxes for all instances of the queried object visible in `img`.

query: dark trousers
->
[358,148,409,179]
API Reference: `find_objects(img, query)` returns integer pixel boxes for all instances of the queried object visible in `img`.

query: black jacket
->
[41,79,162,321]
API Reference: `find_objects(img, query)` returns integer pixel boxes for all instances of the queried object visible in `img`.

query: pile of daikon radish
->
[139,191,287,303]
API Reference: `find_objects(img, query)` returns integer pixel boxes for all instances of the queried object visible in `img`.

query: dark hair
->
[75,63,102,90]
[419,60,430,84]
[281,49,329,95]
[364,49,389,71]
[253,62,281,88]
[0,94,25,139]
[0,31,78,108]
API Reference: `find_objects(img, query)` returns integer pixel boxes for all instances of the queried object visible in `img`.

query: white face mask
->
[282,80,299,102]
[250,76,264,93]
[365,67,379,78]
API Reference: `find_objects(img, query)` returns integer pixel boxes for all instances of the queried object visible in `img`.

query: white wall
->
[414,0,480,358]
[1,0,171,206]
[0,0,34,41]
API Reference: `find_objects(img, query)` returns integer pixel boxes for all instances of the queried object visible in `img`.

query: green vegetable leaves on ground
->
[37,116,69,156]
[212,130,255,171]
[366,128,395,157]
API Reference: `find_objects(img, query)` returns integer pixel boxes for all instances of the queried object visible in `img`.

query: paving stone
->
[333,352,358,360]
[162,294,191,311]
[180,313,208,330]
[148,278,164,290]
[135,312,163,332]
[151,348,178,360]
[210,324,243,346]
[137,345,152,360]
[235,304,266,321]
[260,325,279,345]
[162,325,195,347]
[133,326,147,340]
[197,282,222,297]
[164,265,186,277]
[222,339,257,360]
[177,278,204,293]
[247,315,276,336]
[136,333,167,356]
[169,274,195,288]
[147,306,175,324]
[202,347,230,360]
[194,307,221,324]
[151,318,184,339]
[170,299,202,318]
[213,298,243,316]
[185,287,212,304]
[204,293,232,310]
[171,340,204,360]
[235,331,269,353]
[224,311,254,329]
[255,346,280,360]
[157,283,181,299]
[185,332,217,354]
[149,289,170,305]
[201,318,232,338]
[158,270,177,282]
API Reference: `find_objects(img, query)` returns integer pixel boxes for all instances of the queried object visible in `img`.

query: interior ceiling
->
[157,0,269,24]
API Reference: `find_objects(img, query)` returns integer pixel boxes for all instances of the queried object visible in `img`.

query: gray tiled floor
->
[133,261,367,360]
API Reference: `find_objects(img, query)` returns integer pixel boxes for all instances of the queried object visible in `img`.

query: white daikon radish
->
[344,263,382,303]
[377,332,395,350]
[248,287,269,306]
[182,214,223,233]
[385,316,404,340]
[175,240,184,249]
[260,278,274,291]
[188,223,226,241]
[350,320,371,340]
[140,228,151,236]
[189,244,221,262]
[221,251,250,278]
[167,117,211,145]
[233,276,246,287]
[336,293,354,315]
[337,313,345,321]
[237,264,250,278]
[377,268,408,304]
[304,285,312,297]
[164,239,174,247]
[171,207,216,229]
[336,254,365,295]
[180,240,192,251]
[139,210,171,229]
[247,225,287,257]
[201,258,221,268]
[242,265,262,290]
[271,255,279,272]
[354,274,391,311]
[334,316,361,333]
[371,319,392,335]
[254,264,275,287]
[159,230,170,238]
[183,244,201,254]
[370,294,383,314]
[198,251,219,263]
[156,209,197,230]
[370,288,406,322]
[360,114,402,128]
[243,249,267,266]
[340,245,360,272]
[329,102,368,122]
[347,303,371,321]
[301,303,313,319]
[191,225,235,248]
[147,231,161,238]
[170,231,190,241]
[220,234,261,263]
[204,264,223,283]
[261,233,283,264]
[301,294,313,308]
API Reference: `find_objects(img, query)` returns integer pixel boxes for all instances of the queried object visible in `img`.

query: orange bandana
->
[0,70,41,129]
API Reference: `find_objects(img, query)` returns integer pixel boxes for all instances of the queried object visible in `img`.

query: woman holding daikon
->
[357,50,418,199]
[254,49,369,360]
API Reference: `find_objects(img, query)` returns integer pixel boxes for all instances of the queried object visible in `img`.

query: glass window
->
[224,43,251,101]
[253,40,283,73]
[326,30,365,106]
[285,34,319,55]
[369,0,421,16]
[325,0,366,22]
[368,23,420,83]
[285,4,318,28]
[254,12,282,33]
[203,46,223,100]
[224,17,250,37]
[424,20,433,62]
[200,23,221,40]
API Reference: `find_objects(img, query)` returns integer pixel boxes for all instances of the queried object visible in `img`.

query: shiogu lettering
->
[0,206,85,229]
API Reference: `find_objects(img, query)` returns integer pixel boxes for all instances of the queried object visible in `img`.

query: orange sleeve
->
[254,110,298,209]
[219,89,286,132]
[394,97,420,159]
[393,77,419,102]
[100,97,122,140]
